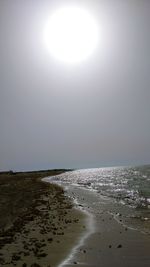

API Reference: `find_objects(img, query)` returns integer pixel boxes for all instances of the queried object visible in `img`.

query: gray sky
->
[0,0,150,171]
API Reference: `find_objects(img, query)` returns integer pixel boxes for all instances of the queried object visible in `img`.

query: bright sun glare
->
[44,6,99,64]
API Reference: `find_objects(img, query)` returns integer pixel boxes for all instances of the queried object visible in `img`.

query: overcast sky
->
[0,0,150,171]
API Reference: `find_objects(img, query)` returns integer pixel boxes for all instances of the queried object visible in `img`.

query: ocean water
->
[48,165,150,235]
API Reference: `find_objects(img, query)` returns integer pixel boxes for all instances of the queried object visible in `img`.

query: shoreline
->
[43,177,95,267]
[57,200,94,267]
[0,170,150,266]
[59,183,150,267]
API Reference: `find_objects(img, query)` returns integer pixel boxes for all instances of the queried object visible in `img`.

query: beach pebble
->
[48,238,53,242]
[12,255,21,261]
[31,264,41,267]
[24,252,30,256]
[38,253,47,257]
[0,258,5,265]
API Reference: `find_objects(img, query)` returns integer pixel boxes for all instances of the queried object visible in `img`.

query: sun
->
[44,6,99,64]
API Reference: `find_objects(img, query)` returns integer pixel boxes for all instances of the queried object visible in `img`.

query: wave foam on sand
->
[43,177,95,267]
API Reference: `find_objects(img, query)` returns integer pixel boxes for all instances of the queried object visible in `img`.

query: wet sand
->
[57,184,150,267]
[0,170,87,267]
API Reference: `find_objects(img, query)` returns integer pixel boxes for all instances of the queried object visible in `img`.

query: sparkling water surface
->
[49,165,150,234]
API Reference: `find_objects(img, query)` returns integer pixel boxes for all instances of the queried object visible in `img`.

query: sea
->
[46,164,150,236]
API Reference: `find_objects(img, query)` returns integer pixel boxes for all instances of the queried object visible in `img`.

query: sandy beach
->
[0,170,150,267]
[0,171,87,267]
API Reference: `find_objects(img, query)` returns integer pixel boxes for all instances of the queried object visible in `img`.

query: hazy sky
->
[0,0,150,171]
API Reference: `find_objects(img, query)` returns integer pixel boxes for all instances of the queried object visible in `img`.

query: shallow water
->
[46,165,150,235]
